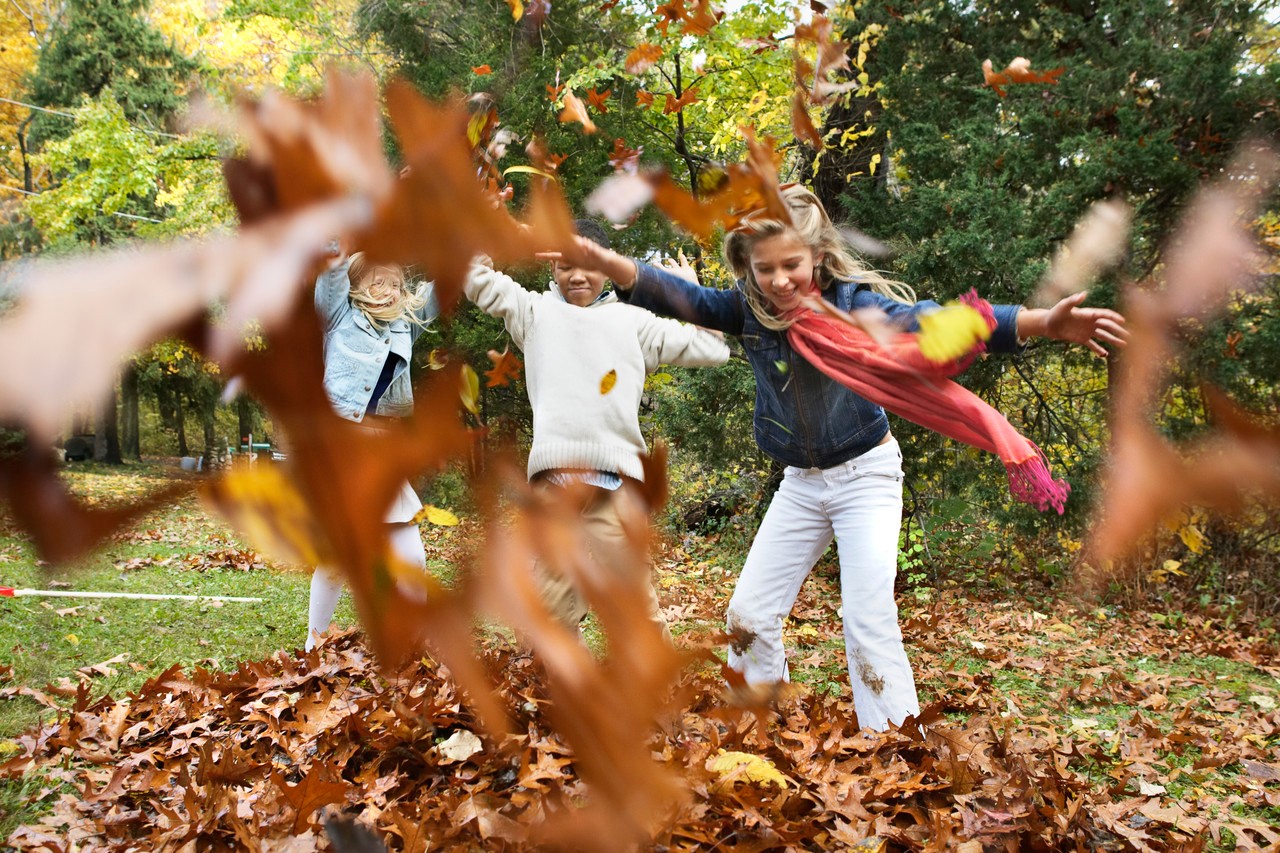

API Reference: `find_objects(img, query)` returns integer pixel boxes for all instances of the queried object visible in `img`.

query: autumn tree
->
[811,0,1279,573]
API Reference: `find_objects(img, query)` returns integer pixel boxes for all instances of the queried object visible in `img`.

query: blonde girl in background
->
[306,249,440,651]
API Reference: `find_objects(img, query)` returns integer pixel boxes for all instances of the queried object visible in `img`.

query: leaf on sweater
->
[599,369,618,395]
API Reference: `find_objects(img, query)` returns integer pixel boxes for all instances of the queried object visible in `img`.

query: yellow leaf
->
[506,0,523,19]
[599,368,618,395]
[427,348,449,370]
[415,505,460,527]
[202,462,325,566]
[1178,523,1209,554]
[915,303,993,364]
[65,634,79,645]
[794,623,819,638]
[1162,559,1186,576]
[460,364,480,415]
[707,750,789,789]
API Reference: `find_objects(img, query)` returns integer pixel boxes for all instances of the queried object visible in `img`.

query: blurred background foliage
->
[0,0,1277,611]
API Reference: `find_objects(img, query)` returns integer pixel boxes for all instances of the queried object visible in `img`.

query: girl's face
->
[749,230,821,313]
[354,266,405,306]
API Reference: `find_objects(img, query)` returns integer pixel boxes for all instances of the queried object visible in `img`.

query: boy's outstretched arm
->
[464,258,536,347]
[1015,291,1128,357]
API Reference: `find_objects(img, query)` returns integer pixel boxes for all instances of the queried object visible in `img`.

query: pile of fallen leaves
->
[5,587,1277,852]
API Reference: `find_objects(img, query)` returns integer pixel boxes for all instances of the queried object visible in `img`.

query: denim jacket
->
[624,261,1024,469]
[315,262,440,423]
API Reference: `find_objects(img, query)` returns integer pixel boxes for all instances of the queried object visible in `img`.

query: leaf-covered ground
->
[2,468,1278,851]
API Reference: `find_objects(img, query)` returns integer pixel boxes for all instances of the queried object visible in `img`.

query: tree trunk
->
[202,406,217,461]
[94,388,123,464]
[174,392,189,457]
[237,395,256,449]
[120,362,140,460]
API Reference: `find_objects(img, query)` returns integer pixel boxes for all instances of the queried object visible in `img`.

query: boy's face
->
[552,259,608,307]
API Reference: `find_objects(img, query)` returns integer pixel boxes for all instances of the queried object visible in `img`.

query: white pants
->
[726,438,919,731]
[305,522,426,651]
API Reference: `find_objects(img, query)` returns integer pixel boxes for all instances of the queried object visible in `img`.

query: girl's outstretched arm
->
[1015,291,1129,356]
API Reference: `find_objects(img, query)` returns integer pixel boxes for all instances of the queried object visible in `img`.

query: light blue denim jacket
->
[315,261,440,422]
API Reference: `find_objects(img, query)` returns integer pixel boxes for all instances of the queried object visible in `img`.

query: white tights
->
[305,522,426,651]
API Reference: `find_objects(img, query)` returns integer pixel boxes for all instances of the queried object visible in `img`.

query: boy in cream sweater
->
[465,220,729,637]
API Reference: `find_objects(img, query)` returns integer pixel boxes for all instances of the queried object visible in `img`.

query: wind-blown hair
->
[346,252,432,329]
[723,184,915,330]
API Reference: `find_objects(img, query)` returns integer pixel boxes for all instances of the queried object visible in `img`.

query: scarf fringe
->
[1006,451,1070,514]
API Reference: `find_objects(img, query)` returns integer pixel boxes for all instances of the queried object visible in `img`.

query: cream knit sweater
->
[465,264,730,481]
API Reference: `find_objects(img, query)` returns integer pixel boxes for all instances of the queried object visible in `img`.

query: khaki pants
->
[532,478,670,642]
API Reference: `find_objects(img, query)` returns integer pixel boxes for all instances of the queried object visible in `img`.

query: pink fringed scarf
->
[785,293,1069,513]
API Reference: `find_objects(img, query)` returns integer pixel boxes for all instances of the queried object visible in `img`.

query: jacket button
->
[364,385,371,391]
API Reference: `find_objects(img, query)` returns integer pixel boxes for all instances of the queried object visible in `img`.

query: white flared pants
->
[725,438,919,731]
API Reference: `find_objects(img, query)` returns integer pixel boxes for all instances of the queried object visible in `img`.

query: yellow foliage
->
[915,303,993,364]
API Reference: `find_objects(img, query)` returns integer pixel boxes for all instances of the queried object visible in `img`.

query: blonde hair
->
[347,252,431,329]
[723,184,915,330]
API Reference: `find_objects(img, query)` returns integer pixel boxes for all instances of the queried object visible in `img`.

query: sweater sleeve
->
[623,261,747,335]
[314,262,352,331]
[850,289,1025,354]
[464,263,536,348]
[635,313,731,372]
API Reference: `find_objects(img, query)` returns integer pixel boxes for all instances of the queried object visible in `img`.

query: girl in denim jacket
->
[306,250,440,651]
[549,185,1126,731]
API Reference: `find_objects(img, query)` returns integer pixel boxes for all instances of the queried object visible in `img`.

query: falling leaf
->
[416,505,461,527]
[202,460,326,567]
[586,87,611,114]
[792,91,823,150]
[625,44,664,75]
[546,82,565,101]
[485,347,523,387]
[502,164,558,181]
[558,91,598,134]
[1032,199,1132,308]
[460,364,481,416]
[636,90,655,108]
[707,750,790,789]
[982,57,1066,98]
[663,87,700,115]
[427,348,450,370]
[599,369,618,395]
[472,64,493,75]
[505,0,524,19]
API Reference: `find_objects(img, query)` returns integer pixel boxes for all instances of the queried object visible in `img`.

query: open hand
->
[659,249,700,285]
[1042,291,1129,356]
